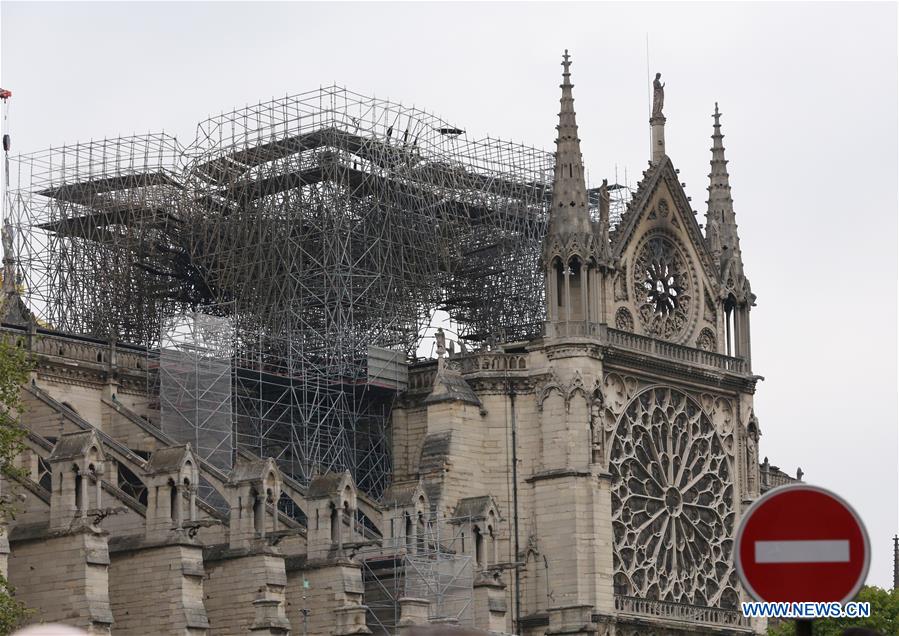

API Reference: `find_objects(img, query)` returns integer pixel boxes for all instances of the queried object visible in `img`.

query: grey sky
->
[2,2,897,588]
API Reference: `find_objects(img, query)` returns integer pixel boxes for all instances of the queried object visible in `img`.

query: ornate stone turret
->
[543,50,603,336]
[144,444,200,540]
[47,430,106,531]
[306,471,357,560]
[227,455,283,550]
[705,103,754,360]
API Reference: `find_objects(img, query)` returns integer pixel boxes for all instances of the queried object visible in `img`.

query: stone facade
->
[386,53,775,636]
[0,52,794,636]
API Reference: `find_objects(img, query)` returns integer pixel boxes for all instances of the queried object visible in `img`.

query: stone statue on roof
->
[435,327,446,358]
[2,221,15,293]
[2,221,12,260]
[652,73,665,119]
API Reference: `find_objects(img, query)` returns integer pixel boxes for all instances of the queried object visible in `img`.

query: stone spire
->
[542,51,605,334]
[705,103,742,266]
[548,50,591,237]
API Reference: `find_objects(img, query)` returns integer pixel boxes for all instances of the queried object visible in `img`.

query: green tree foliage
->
[767,587,899,636]
[0,339,31,481]
[0,574,27,635]
[0,337,33,633]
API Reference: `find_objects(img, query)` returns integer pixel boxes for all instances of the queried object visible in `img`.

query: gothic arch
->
[535,379,564,412]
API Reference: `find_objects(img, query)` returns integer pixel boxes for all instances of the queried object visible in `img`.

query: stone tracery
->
[633,235,693,341]
[610,387,738,609]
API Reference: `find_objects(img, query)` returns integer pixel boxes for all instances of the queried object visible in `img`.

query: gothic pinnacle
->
[549,49,590,237]
[705,103,746,280]
[706,102,735,243]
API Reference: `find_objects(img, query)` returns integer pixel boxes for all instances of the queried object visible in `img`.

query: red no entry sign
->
[735,484,870,604]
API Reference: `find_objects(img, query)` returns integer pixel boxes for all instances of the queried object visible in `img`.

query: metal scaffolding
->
[10,86,555,497]
[158,312,234,471]
[361,512,474,634]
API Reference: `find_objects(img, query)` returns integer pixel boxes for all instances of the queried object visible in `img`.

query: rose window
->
[610,387,738,609]
[633,236,692,341]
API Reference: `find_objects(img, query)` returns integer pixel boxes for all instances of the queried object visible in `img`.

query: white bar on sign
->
[754,540,850,564]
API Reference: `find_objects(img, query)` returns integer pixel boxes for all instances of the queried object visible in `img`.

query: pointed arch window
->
[724,294,737,357]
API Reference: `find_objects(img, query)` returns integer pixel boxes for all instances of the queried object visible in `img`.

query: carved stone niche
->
[144,444,200,540]
[47,430,106,531]
[227,455,283,550]
[381,478,429,554]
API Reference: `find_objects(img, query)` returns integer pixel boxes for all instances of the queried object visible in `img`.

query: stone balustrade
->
[614,595,751,628]
[544,321,604,339]
[760,466,798,492]
[2,325,148,372]
[407,366,437,391]
[606,328,748,374]
[459,353,528,373]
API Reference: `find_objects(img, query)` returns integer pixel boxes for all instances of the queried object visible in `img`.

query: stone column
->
[189,485,198,522]
[79,470,89,520]
[650,115,666,163]
[580,269,588,324]
[547,265,557,323]
[172,484,183,528]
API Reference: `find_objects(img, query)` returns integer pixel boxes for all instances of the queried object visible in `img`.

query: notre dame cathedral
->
[0,51,798,635]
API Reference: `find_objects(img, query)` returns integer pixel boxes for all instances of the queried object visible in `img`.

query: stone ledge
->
[526,468,592,484]
[107,532,201,554]
[519,612,549,629]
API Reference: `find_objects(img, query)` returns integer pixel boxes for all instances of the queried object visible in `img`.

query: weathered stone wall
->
[204,551,288,635]
[100,404,162,455]
[20,389,76,439]
[32,381,105,428]
[9,529,113,633]
[286,562,368,636]
[108,543,208,635]
[390,404,428,482]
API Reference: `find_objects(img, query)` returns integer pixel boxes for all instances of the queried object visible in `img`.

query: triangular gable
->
[47,429,105,463]
[229,453,280,486]
[611,156,720,286]
[145,444,194,476]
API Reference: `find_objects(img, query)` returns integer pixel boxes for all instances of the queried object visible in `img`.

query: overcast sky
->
[2,2,897,588]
